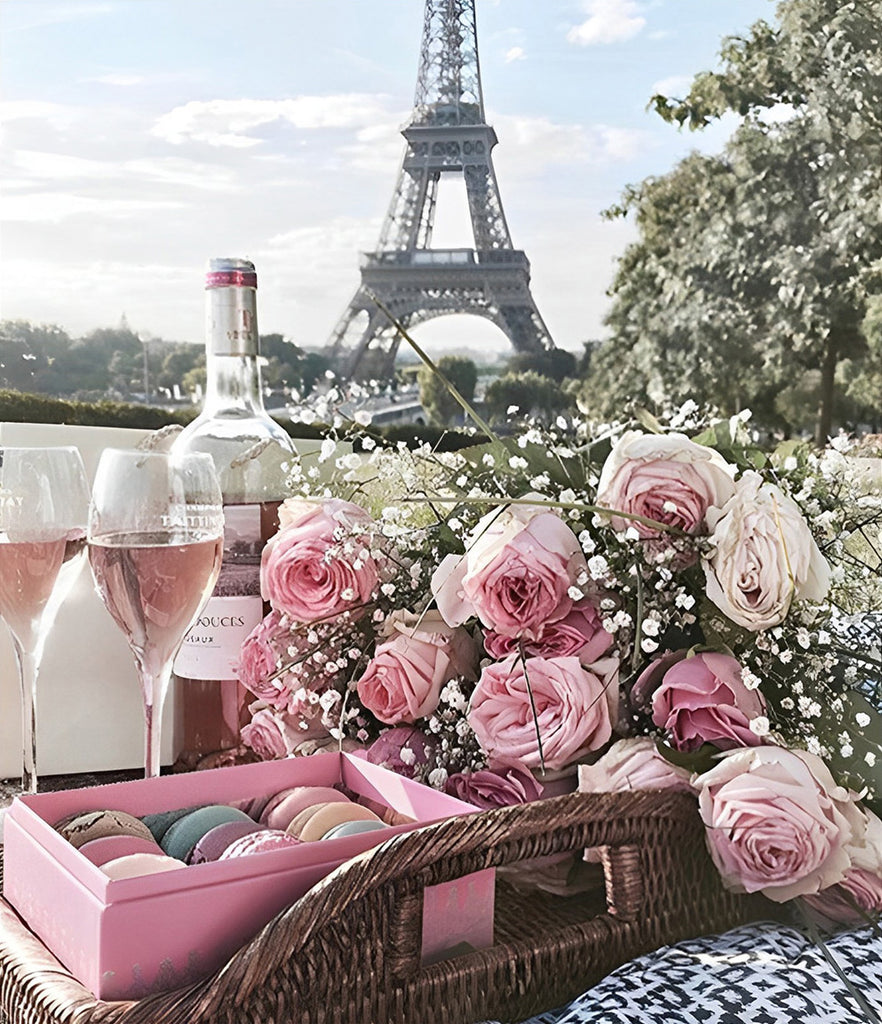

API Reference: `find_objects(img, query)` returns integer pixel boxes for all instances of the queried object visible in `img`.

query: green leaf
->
[634,407,665,434]
[655,740,719,775]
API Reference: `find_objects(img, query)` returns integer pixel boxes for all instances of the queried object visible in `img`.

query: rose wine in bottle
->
[171,258,296,770]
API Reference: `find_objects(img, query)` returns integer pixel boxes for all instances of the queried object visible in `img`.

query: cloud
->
[152,94,396,148]
[0,101,82,132]
[650,75,693,98]
[11,150,238,192]
[337,121,410,175]
[0,192,183,224]
[492,114,648,174]
[505,46,526,63]
[567,0,646,46]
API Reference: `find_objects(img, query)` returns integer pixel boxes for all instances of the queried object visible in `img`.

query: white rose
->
[703,470,831,631]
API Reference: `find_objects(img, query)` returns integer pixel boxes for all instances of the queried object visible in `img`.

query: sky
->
[0,0,776,357]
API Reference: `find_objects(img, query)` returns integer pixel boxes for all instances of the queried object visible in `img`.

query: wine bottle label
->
[173,503,269,681]
[173,594,263,679]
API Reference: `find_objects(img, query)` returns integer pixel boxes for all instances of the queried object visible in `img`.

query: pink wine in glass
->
[0,535,86,647]
[88,533,222,682]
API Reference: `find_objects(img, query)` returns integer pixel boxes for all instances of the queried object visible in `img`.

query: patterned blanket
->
[484,923,882,1024]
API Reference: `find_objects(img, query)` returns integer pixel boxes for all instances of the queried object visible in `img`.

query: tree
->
[583,0,882,442]
[842,294,882,425]
[507,348,577,383]
[156,345,201,394]
[484,370,573,425]
[418,355,478,427]
[0,320,72,392]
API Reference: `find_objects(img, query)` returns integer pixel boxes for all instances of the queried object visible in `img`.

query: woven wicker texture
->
[0,790,768,1024]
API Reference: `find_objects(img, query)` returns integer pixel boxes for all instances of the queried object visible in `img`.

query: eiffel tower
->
[328,0,555,380]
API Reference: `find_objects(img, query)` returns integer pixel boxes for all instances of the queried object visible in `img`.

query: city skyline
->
[1,0,774,355]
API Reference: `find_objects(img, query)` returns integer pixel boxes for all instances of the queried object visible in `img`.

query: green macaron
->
[160,805,255,863]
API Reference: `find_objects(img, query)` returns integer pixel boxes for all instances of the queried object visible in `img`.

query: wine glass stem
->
[141,665,172,779]
[12,640,41,795]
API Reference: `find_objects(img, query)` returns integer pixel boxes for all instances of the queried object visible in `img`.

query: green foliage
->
[366,422,489,452]
[586,0,882,442]
[0,319,331,404]
[843,294,882,418]
[259,334,332,397]
[0,389,490,450]
[417,355,478,427]
[0,389,196,429]
[506,348,577,383]
[484,370,574,425]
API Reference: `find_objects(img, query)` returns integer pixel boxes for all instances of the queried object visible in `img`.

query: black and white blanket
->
[487,923,882,1024]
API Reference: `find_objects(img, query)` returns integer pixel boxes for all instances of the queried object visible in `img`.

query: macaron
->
[219,829,303,859]
[228,793,274,821]
[260,786,350,831]
[100,854,187,880]
[321,819,389,841]
[160,805,255,863]
[141,805,204,844]
[55,810,155,850]
[78,834,165,867]
[188,819,264,865]
[287,802,382,843]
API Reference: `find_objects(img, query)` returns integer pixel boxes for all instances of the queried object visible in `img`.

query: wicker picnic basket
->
[0,789,770,1024]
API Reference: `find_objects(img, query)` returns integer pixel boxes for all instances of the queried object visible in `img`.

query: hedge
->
[0,390,482,451]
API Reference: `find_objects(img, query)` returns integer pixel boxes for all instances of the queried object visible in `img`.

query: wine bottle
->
[171,257,296,770]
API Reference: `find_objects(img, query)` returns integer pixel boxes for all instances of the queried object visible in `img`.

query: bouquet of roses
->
[235,402,882,927]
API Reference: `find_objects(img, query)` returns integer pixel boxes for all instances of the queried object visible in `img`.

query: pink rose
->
[241,708,288,761]
[596,431,736,561]
[468,655,618,771]
[802,868,882,926]
[364,726,438,779]
[483,598,614,666]
[805,807,882,924]
[578,738,694,794]
[356,611,478,725]
[704,471,831,631]
[630,649,685,707]
[446,759,544,809]
[242,704,331,761]
[432,503,588,640]
[237,612,347,725]
[237,611,293,708]
[649,651,767,752]
[694,746,867,902]
[260,497,381,623]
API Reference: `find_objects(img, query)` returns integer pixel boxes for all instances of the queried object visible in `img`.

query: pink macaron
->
[188,819,264,865]
[260,786,350,831]
[218,829,302,860]
[78,835,165,867]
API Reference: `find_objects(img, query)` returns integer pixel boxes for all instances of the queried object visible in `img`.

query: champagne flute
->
[87,450,223,778]
[0,446,89,797]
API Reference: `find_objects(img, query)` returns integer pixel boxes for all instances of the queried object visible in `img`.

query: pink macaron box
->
[2,752,495,1001]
